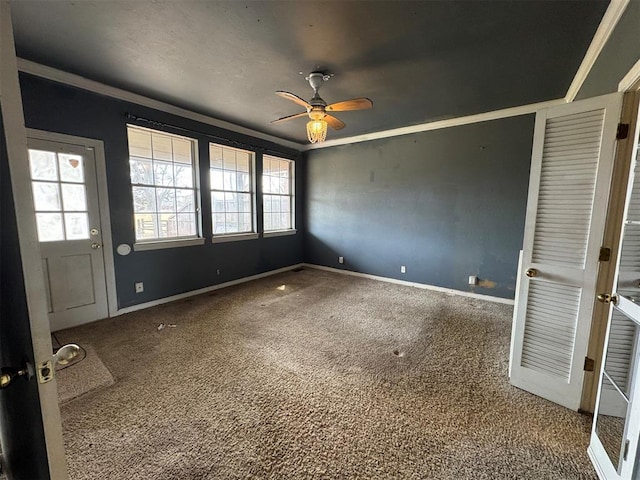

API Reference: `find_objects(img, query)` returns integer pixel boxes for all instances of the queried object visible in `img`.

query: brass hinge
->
[617,123,630,140]
[584,357,595,372]
[599,247,611,262]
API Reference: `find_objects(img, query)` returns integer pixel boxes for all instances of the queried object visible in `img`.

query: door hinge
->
[617,123,630,140]
[599,247,611,262]
[584,357,595,372]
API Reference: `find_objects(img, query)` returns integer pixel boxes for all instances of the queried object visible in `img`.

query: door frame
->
[26,129,118,321]
[0,1,67,477]
[582,73,640,413]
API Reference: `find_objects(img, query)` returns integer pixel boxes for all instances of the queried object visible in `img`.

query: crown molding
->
[565,0,630,103]
[303,98,566,151]
[17,58,304,151]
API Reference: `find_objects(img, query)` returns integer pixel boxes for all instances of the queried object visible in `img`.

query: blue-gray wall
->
[304,116,535,299]
[577,1,640,99]
[19,74,304,308]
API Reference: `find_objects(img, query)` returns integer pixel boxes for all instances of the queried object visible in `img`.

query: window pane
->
[263,156,272,175]
[130,158,153,184]
[177,213,196,236]
[174,164,193,188]
[212,213,226,234]
[135,214,158,240]
[58,154,84,183]
[223,170,236,191]
[223,149,236,170]
[156,188,176,213]
[264,213,272,231]
[172,138,191,164]
[36,213,64,242]
[210,145,223,169]
[152,133,172,161]
[224,192,237,212]
[238,172,250,192]
[210,168,223,190]
[225,212,239,233]
[176,189,195,212]
[159,214,177,238]
[270,176,280,194]
[281,196,290,213]
[211,192,225,213]
[236,152,250,172]
[61,184,87,211]
[281,212,291,230]
[263,195,272,213]
[64,213,89,240]
[29,150,57,181]
[32,182,61,211]
[128,129,152,159]
[132,187,156,213]
[153,161,175,186]
[240,213,252,232]
[238,193,251,213]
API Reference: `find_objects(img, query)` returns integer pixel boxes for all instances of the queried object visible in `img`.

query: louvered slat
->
[521,281,581,380]
[531,110,604,267]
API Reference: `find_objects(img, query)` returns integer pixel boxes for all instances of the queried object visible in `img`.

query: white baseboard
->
[302,263,515,306]
[114,263,304,316]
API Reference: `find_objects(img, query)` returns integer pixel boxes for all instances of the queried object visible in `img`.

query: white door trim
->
[0,2,68,477]
[26,128,118,318]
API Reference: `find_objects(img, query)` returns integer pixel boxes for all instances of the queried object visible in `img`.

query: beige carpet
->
[56,268,596,479]
[55,344,114,404]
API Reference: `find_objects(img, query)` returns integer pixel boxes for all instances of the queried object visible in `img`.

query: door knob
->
[0,364,32,389]
[91,243,102,249]
[597,293,619,305]
[525,268,538,278]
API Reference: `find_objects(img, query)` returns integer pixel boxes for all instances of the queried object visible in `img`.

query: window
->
[127,125,200,243]
[210,144,255,237]
[262,155,294,232]
[28,149,89,242]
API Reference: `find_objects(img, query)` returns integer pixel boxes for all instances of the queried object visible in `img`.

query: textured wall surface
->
[577,1,640,99]
[304,115,535,299]
[19,74,303,308]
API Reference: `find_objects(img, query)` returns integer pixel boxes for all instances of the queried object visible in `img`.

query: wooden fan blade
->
[326,97,373,112]
[324,114,346,130]
[275,91,311,109]
[270,112,308,124]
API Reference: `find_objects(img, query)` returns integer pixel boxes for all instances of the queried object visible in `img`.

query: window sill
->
[212,232,259,244]
[133,237,205,252]
[263,229,297,238]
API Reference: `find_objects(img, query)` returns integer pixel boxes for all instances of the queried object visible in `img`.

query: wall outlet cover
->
[401,266,406,273]
[468,275,478,285]
[339,256,344,264]
[135,282,144,293]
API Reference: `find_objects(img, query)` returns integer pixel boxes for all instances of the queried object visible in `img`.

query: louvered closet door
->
[510,93,623,411]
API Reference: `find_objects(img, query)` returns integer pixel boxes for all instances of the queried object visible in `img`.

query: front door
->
[510,93,623,410]
[26,138,108,331]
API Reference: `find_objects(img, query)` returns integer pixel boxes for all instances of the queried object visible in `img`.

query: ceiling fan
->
[271,72,373,143]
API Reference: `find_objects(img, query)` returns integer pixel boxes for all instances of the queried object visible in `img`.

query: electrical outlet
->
[135,282,144,293]
[339,256,344,264]
[216,269,221,275]
[468,276,478,286]
[401,266,406,273]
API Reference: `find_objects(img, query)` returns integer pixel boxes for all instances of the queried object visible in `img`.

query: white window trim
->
[263,155,295,233]
[128,124,203,247]
[210,143,257,239]
[212,232,260,244]
[133,237,205,251]
[263,229,297,238]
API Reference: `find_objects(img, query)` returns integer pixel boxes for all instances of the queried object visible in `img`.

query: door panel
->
[510,93,623,410]
[27,138,108,331]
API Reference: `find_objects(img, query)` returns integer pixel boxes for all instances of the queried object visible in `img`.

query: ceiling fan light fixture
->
[307,119,327,143]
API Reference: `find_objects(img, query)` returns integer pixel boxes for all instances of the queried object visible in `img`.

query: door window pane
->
[29,150,58,180]
[61,184,87,211]
[58,154,84,183]
[36,213,64,242]
[32,182,61,211]
[64,213,89,240]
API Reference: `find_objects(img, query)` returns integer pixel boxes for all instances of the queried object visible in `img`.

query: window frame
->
[262,154,296,237]
[126,124,204,251]
[209,142,258,243]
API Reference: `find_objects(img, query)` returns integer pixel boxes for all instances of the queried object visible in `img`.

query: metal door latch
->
[0,364,33,389]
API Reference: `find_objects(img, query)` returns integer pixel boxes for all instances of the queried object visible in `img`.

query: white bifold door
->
[510,93,623,410]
